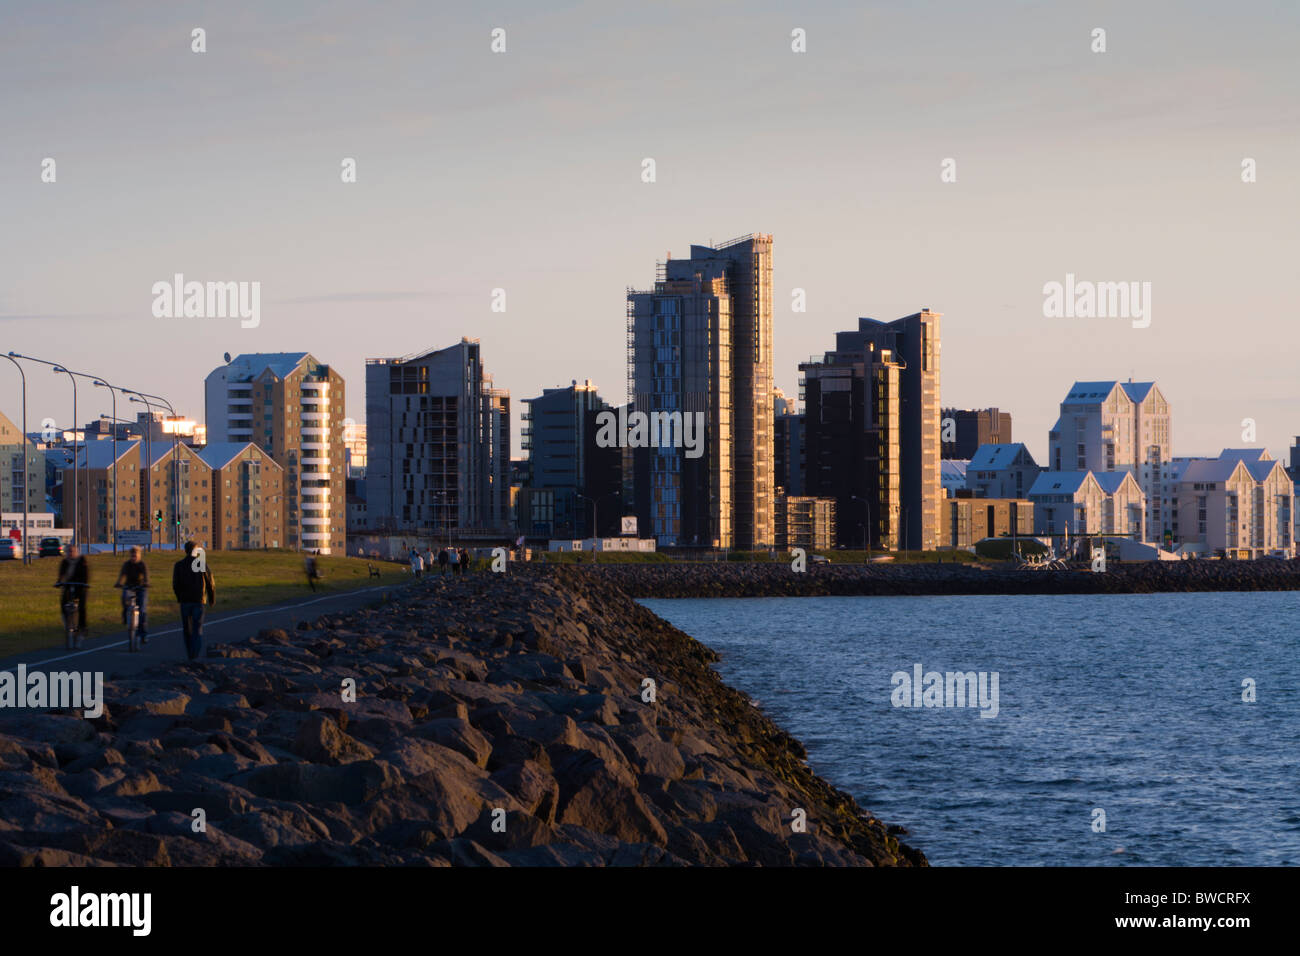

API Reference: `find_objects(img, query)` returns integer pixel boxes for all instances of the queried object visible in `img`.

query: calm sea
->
[641,592,1300,866]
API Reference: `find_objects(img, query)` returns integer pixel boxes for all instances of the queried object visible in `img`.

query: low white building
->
[0,512,69,545]
[549,537,656,553]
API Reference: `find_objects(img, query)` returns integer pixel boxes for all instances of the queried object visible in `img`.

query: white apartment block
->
[1048,380,1171,542]
[1028,469,1145,541]
[1174,449,1293,558]
[205,352,347,554]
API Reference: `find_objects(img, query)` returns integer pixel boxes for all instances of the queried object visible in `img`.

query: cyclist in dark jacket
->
[172,541,215,660]
[55,544,90,645]
[115,546,150,644]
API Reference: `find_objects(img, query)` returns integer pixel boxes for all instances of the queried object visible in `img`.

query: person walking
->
[437,547,449,575]
[424,547,435,576]
[410,548,423,578]
[460,548,471,574]
[55,543,90,647]
[304,554,321,592]
[172,541,215,661]
[448,546,459,576]
[115,545,150,645]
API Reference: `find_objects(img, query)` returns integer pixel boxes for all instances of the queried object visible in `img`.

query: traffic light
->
[155,510,163,523]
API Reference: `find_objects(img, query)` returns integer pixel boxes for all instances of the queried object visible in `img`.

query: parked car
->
[0,539,23,560]
[39,537,65,557]
[811,553,831,565]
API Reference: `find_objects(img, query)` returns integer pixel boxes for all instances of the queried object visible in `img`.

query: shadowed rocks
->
[0,571,925,867]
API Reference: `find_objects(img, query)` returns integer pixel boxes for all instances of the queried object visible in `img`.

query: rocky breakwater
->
[0,571,924,867]
[574,558,1300,598]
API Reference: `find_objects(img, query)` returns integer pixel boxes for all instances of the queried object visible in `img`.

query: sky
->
[2,0,1298,465]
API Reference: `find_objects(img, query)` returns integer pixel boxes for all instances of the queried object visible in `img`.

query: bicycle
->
[117,584,146,652]
[57,582,86,650]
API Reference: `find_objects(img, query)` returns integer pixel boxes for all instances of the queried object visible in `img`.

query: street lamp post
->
[127,391,180,550]
[91,379,121,554]
[138,391,180,550]
[127,394,161,549]
[1,355,30,564]
[851,494,872,563]
[574,491,619,565]
[8,353,79,548]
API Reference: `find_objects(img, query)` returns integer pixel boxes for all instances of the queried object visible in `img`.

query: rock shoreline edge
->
[571,558,1300,598]
[0,569,925,867]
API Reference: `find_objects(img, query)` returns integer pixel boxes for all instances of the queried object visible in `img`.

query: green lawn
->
[0,549,409,657]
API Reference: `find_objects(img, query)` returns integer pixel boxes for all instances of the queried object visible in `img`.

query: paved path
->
[1,580,414,678]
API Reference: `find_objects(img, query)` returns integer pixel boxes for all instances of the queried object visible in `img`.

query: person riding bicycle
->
[115,545,150,644]
[55,543,90,647]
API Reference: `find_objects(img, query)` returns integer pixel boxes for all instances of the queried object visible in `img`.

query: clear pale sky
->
[2,0,1297,464]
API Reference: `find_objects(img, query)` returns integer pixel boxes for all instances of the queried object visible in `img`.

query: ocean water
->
[641,592,1300,866]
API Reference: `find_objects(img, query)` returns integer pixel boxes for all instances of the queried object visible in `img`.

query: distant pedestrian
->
[410,549,424,577]
[425,547,435,574]
[437,548,449,575]
[460,548,471,573]
[448,547,460,575]
[172,541,215,661]
[304,554,321,591]
[55,544,90,647]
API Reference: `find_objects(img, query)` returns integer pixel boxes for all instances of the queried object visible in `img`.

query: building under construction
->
[626,233,775,549]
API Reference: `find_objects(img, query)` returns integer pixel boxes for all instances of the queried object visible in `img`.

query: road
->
[0,580,412,678]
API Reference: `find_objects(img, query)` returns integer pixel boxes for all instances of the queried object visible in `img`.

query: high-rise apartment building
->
[522,380,621,538]
[1047,380,1171,543]
[627,268,733,547]
[800,340,904,550]
[773,388,804,497]
[940,407,1012,459]
[205,353,347,554]
[365,339,510,536]
[816,310,942,550]
[627,233,773,548]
